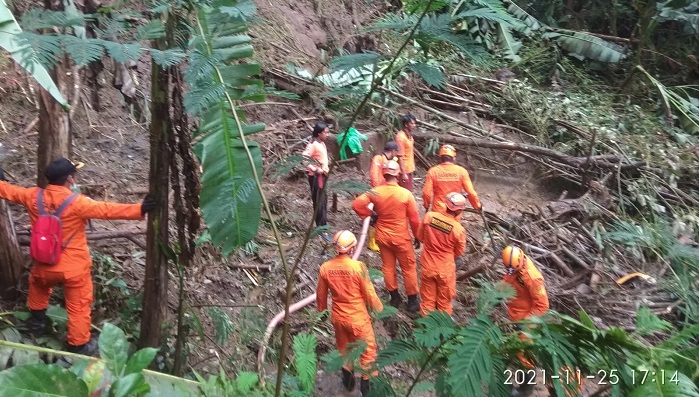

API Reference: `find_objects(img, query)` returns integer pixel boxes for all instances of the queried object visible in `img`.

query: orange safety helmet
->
[438,144,456,158]
[445,192,467,211]
[502,246,526,273]
[333,230,357,254]
[382,160,400,177]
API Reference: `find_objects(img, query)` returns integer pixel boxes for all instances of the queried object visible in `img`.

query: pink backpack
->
[30,189,77,265]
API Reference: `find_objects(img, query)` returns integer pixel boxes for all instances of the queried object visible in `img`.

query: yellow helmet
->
[382,160,400,177]
[502,246,526,272]
[438,144,456,158]
[333,230,357,253]
[445,192,467,211]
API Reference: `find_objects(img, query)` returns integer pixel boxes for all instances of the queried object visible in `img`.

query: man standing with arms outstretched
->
[352,160,421,313]
[395,114,417,191]
[0,158,155,356]
[423,144,482,215]
[317,230,383,396]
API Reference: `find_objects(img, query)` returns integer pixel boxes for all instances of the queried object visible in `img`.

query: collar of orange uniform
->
[400,129,413,138]
[44,184,73,193]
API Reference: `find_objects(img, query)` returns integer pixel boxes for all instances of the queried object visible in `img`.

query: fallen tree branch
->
[414,131,646,170]
[18,230,146,249]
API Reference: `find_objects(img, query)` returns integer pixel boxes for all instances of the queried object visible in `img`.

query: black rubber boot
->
[67,338,99,357]
[406,294,420,313]
[341,368,355,391]
[360,378,371,396]
[26,309,47,337]
[388,290,402,307]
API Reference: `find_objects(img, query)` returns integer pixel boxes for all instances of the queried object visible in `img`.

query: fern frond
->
[292,333,317,393]
[14,32,64,68]
[365,377,397,397]
[218,0,258,21]
[414,311,457,348]
[101,40,142,64]
[505,0,544,31]
[628,372,699,397]
[206,307,234,345]
[234,371,259,393]
[477,281,515,315]
[19,8,91,31]
[149,48,186,67]
[64,37,105,66]
[377,340,426,367]
[329,51,382,72]
[496,24,522,62]
[407,62,446,89]
[270,154,305,178]
[265,86,301,100]
[635,306,673,336]
[94,14,127,39]
[447,316,500,396]
[453,7,521,28]
[321,340,367,372]
[488,356,510,397]
[134,20,166,40]
[326,180,371,199]
[184,80,228,116]
[363,13,417,33]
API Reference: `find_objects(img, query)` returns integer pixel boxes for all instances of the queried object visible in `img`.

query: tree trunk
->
[138,51,171,349]
[37,0,72,187]
[0,203,26,299]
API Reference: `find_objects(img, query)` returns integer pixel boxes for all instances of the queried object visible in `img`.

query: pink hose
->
[257,203,374,383]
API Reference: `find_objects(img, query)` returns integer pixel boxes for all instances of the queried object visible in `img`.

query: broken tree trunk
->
[413,131,646,171]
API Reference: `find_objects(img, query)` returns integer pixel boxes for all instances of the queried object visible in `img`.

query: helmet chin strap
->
[504,266,516,276]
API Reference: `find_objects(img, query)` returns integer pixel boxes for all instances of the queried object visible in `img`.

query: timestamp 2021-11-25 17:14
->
[503,369,680,386]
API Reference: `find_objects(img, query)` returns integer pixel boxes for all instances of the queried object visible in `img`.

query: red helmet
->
[445,192,467,211]
[382,160,400,177]
[333,230,357,253]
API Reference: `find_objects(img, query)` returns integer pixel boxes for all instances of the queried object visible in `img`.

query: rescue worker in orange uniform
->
[502,246,550,397]
[317,230,383,396]
[417,192,467,317]
[302,122,330,235]
[352,160,421,313]
[0,158,155,356]
[395,114,417,191]
[366,141,399,252]
[423,144,482,215]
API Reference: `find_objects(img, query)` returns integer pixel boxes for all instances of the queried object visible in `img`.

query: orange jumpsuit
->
[503,255,549,369]
[352,182,420,295]
[394,130,415,191]
[416,211,466,317]
[0,182,143,346]
[369,154,396,188]
[317,255,383,379]
[422,162,481,214]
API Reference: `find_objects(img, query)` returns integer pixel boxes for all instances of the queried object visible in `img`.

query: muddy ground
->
[0,0,600,396]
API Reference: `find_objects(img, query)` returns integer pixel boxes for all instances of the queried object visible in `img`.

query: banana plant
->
[184,0,270,254]
[0,0,67,106]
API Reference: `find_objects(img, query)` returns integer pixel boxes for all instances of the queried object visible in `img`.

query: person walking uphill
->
[395,114,417,191]
[0,158,155,356]
[417,192,467,317]
[366,141,399,252]
[302,122,330,232]
[317,230,383,396]
[423,144,482,215]
[352,160,421,313]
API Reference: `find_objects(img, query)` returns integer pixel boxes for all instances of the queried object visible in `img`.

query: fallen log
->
[18,230,146,249]
[412,131,646,171]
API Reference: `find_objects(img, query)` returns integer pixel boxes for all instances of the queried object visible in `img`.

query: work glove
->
[141,194,156,215]
[0,167,5,182]
[369,210,378,226]
[413,238,421,250]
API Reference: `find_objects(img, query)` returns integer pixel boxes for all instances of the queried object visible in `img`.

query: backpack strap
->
[53,194,78,250]
[37,189,46,216]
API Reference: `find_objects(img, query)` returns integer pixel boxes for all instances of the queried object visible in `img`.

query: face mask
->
[70,183,81,194]
[504,266,516,276]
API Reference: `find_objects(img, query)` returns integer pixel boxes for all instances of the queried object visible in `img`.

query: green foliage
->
[0,364,89,396]
[291,333,317,395]
[635,306,673,336]
[543,30,627,63]
[0,2,67,106]
[635,66,699,135]
[327,179,372,199]
[475,281,515,315]
[206,308,234,345]
[196,368,270,396]
[628,372,699,397]
[186,0,267,253]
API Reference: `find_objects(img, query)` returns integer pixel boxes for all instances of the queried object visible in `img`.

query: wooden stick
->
[510,238,576,277]
[560,246,592,271]
[228,263,272,271]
